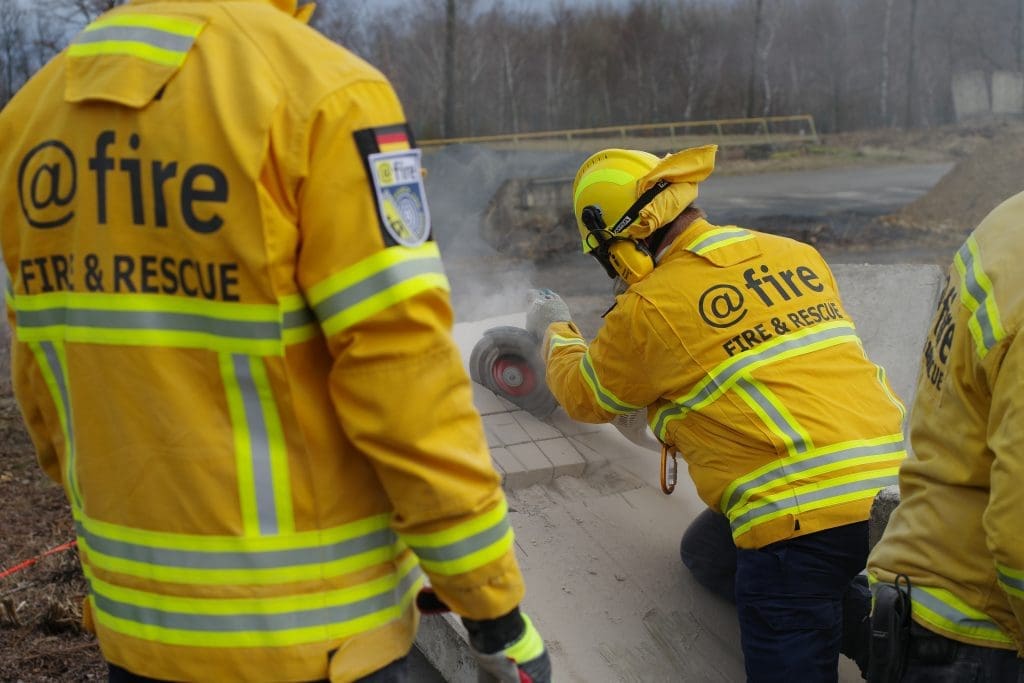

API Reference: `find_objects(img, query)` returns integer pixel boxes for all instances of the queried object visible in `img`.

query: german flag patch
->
[354,124,431,248]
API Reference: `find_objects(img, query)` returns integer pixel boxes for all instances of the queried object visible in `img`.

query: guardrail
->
[418,114,818,149]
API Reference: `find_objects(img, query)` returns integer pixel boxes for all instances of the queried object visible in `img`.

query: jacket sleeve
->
[543,292,671,423]
[294,79,523,620]
[985,329,1024,651]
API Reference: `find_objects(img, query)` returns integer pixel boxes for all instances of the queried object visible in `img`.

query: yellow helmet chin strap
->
[581,178,672,285]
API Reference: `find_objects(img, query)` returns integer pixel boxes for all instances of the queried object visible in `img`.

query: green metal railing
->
[418,114,818,148]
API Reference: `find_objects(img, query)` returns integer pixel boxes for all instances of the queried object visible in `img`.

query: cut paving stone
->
[535,437,586,478]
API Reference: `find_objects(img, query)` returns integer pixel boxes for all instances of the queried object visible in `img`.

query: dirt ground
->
[0,120,1013,682]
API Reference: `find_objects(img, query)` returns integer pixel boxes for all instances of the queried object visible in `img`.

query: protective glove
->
[612,409,661,452]
[463,608,552,683]
[525,288,572,341]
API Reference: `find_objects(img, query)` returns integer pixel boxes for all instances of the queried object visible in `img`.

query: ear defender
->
[581,205,654,285]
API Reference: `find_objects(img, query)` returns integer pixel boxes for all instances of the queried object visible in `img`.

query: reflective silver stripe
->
[912,587,1010,639]
[653,324,854,435]
[688,228,751,254]
[76,521,396,570]
[283,306,316,330]
[233,355,277,535]
[581,352,638,413]
[998,568,1024,594]
[729,472,896,533]
[16,307,281,340]
[957,242,999,352]
[40,341,81,508]
[90,564,422,633]
[735,378,810,455]
[722,439,905,513]
[406,516,510,563]
[73,25,195,52]
[312,256,444,323]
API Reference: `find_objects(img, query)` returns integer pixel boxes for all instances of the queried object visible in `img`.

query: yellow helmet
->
[572,149,660,254]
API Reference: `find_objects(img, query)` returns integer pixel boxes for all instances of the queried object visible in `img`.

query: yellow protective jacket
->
[868,191,1024,654]
[544,218,907,549]
[0,1,524,680]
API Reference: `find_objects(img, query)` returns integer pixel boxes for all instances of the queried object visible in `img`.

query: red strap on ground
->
[0,540,77,580]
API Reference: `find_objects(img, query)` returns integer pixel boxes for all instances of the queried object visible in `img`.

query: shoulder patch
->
[353,124,431,248]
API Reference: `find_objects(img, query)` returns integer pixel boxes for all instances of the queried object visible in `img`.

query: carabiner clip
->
[660,444,678,495]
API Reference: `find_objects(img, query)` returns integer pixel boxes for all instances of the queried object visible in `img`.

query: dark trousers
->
[109,655,409,683]
[899,623,1024,682]
[681,508,872,681]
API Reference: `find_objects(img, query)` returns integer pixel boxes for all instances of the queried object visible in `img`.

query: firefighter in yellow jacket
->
[866,192,1024,681]
[0,1,550,681]
[527,145,906,682]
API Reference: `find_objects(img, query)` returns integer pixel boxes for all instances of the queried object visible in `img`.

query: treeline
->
[3,0,1023,139]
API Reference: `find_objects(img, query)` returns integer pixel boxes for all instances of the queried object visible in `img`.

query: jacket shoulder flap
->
[682,225,763,267]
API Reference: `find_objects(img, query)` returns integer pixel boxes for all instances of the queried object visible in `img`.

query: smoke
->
[424,143,586,324]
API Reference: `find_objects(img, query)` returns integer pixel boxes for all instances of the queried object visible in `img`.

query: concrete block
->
[506,442,554,488]
[536,437,587,478]
[415,612,478,683]
[471,381,511,416]
[869,484,902,552]
[547,408,604,437]
[491,446,528,487]
[952,70,990,120]
[510,410,562,441]
[482,412,532,446]
[992,71,1024,114]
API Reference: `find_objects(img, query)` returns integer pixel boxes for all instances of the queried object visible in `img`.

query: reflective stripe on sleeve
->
[69,14,204,67]
[84,551,423,647]
[580,350,642,415]
[307,243,449,337]
[997,563,1024,599]
[721,434,906,518]
[505,613,545,663]
[399,499,514,576]
[548,334,587,354]
[76,513,401,585]
[652,321,860,439]
[954,237,1005,358]
[685,228,754,255]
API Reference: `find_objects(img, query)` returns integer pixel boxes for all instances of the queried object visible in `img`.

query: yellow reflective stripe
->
[573,169,635,205]
[730,466,899,538]
[221,353,260,535]
[505,613,545,663]
[912,585,1015,646]
[28,341,82,509]
[997,563,1024,598]
[307,243,449,337]
[13,291,285,355]
[685,227,754,255]
[874,364,906,420]
[548,333,587,355]
[84,552,424,648]
[79,510,392,552]
[722,434,905,514]
[254,358,294,535]
[733,377,813,458]
[68,40,186,67]
[281,293,318,345]
[953,238,1005,358]
[71,14,204,68]
[580,350,642,414]
[653,321,859,439]
[401,500,515,576]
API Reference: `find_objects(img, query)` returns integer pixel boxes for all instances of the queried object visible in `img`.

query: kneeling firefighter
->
[526,145,907,683]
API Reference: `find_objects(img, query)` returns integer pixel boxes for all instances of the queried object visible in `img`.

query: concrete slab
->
[419,264,943,682]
